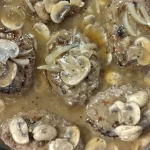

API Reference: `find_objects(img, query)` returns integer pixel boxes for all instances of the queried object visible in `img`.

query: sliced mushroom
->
[109,101,141,125]
[109,101,125,115]
[50,1,71,23]
[0,61,17,88]
[49,139,73,150]
[127,46,142,62]
[126,3,150,26]
[44,0,59,13]
[59,55,91,86]
[33,22,50,41]
[1,5,25,30]
[34,1,49,21]
[64,126,80,148]
[134,37,150,66]
[120,102,141,126]
[9,117,29,144]
[0,39,19,64]
[70,0,84,7]
[83,15,96,26]
[114,125,142,142]
[33,124,57,141]
[85,137,107,150]
[126,91,149,108]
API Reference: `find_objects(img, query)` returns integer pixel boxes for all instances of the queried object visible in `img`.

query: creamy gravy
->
[0,0,150,150]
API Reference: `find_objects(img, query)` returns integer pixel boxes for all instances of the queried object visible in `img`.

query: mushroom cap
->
[49,139,73,150]
[109,101,141,126]
[120,102,141,126]
[9,117,29,145]
[0,39,19,64]
[59,55,91,86]
[44,0,59,13]
[126,91,149,108]
[1,5,24,30]
[70,0,84,7]
[114,125,142,142]
[0,61,17,88]
[33,124,57,141]
[34,1,49,21]
[85,137,107,150]
[64,126,80,148]
[50,1,71,23]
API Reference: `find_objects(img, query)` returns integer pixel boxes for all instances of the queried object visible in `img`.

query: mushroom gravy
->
[0,0,150,150]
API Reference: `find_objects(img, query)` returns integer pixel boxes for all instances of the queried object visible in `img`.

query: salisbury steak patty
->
[38,29,100,105]
[0,110,84,150]
[0,29,35,93]
[86,85,150,142]
[104,0,150,69]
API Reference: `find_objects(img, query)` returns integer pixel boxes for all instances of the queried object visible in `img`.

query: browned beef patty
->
[0,30,35,94]
[0,110,84,150]
[104,0,150,69]
[45,30,100,105]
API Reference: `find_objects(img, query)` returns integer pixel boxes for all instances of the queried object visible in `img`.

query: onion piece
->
[19,49,33,56]
[1,6,25,31]
[123,11,137,36]
[45,44,77,65]
[127,3,147,25]
[25,0,35,12]
[11,58,30,66]
[37,64,61,72]
[139,4,150,26]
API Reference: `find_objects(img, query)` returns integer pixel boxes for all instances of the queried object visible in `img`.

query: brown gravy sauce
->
[0,0,150,149]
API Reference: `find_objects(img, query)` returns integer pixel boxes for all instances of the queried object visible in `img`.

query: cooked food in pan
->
[0,110,84,150]
[38,29,100,105]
